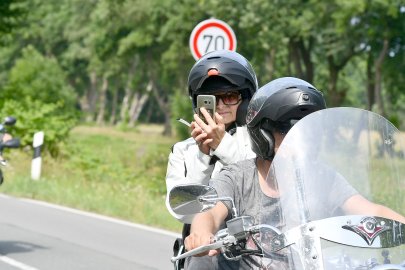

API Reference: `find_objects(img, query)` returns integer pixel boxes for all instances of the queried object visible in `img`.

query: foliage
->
[0,0,404,132]
[0,45,78,156]
[2,46,77,111]
[0,0,26,38]
[0,98,77,156]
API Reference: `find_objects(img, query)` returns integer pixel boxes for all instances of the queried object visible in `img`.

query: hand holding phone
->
[196,95,216,124]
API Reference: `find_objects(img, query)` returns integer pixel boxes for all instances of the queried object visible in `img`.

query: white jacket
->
[165,126,255,223]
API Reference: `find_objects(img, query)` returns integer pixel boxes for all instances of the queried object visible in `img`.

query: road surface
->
[0,194,181,270]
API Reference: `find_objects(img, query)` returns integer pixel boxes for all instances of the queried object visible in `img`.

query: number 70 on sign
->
[189,18,237,60]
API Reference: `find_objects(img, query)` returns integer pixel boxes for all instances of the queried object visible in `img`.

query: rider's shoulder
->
[222,158,256,172]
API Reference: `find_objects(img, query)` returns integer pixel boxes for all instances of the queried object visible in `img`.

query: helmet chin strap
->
[260,128,275,160]
[235,99,249,126]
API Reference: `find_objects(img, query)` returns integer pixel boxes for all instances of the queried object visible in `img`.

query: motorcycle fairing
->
[260,107,405,270]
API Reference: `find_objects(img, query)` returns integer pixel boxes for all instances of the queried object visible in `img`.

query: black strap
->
[226,122,237,135]
[209,155,219,165]
[182,223,191,240]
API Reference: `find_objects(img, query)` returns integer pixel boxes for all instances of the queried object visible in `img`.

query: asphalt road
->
[0,194,181,270]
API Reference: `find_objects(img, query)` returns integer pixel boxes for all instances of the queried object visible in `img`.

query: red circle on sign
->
[190,20,236,60]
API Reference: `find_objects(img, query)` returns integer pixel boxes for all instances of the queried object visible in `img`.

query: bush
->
[2,45,77,112]
[0,98,77,156]
[0,45,78,156]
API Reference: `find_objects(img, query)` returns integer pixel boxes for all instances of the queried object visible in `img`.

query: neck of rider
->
[257,131,285,193]
[257,157,279,197]
[273,131,285,153]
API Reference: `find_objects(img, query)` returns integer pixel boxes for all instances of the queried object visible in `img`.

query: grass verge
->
[1,124,183,232]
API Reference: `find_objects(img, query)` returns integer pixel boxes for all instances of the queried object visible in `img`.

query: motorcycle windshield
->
[259,107,405,269]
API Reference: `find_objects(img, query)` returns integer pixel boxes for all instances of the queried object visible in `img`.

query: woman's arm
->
[342,194,405,223]
[185,202,229,257]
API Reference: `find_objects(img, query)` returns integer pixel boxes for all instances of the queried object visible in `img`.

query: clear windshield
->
[259,107,405,269]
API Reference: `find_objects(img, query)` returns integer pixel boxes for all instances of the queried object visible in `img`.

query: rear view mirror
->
[169,184,218,215]
[3,116,16,126]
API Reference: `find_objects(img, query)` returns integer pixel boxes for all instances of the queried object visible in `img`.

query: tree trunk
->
[146,50,172,136]
[120,87,132,123]
[366,51,375,111]
[145,101,153,122]
[264,48,276,82]
[119,56,139,125]
[288,37,314,82]
[374,39,388,116]
[287,46,293,76]
[326,47,355,107]
[128,93,147,127]
[288,39,303,78]
[297,37,314,83]
[327,56,346,106]
[96,76,109,125]
[328,63,339,106]
[162,111,172,137]
[150,79,171,136]
[80,71,98,122]
[128,80,153,127]
[109,88,118,125]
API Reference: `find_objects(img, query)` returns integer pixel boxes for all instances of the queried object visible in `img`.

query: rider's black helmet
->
[246,77,326,160]
[188,50,258,125]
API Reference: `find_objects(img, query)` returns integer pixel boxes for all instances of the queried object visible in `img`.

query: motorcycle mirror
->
[3,138,20,148]
[169,184,218,215]
[3,116,17,126]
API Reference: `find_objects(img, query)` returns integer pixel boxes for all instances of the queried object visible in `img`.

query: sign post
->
[31,131,44,180]
[189,18,237,60]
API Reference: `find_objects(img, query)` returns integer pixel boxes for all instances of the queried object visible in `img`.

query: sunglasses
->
[214,92,241,105]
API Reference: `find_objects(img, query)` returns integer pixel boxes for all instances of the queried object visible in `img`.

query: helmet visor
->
[261,119,299,135]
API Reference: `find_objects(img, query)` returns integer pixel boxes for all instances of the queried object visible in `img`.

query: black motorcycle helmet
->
[246,77,326,160]
[188,50,258,125]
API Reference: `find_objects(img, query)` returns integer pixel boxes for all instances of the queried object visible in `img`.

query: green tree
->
[1,0,404,132]
[0,0,26,38]
[0,46,78,155]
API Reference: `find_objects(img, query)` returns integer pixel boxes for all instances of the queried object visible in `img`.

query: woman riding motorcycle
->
[184,77,405,269]
[165,50,258,223]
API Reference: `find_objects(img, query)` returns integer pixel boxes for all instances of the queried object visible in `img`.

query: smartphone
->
[196,95,216,124]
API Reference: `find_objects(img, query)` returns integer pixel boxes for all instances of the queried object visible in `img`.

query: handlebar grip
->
[171,241,223,262]
[170,240,229,263]
[3,138,20,148]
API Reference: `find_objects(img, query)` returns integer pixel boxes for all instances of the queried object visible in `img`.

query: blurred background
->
[0,0,404,232]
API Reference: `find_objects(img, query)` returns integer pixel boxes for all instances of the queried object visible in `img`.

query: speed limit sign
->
[189,18,237,60]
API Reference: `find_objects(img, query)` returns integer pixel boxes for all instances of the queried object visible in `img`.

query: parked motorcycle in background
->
[169,107,405,270]
[0,116,20,185]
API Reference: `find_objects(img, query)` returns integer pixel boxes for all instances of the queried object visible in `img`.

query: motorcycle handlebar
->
[170,235,237,263]
[0,138,20,152]
[3,138,20,148]
[170,222,282,263]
